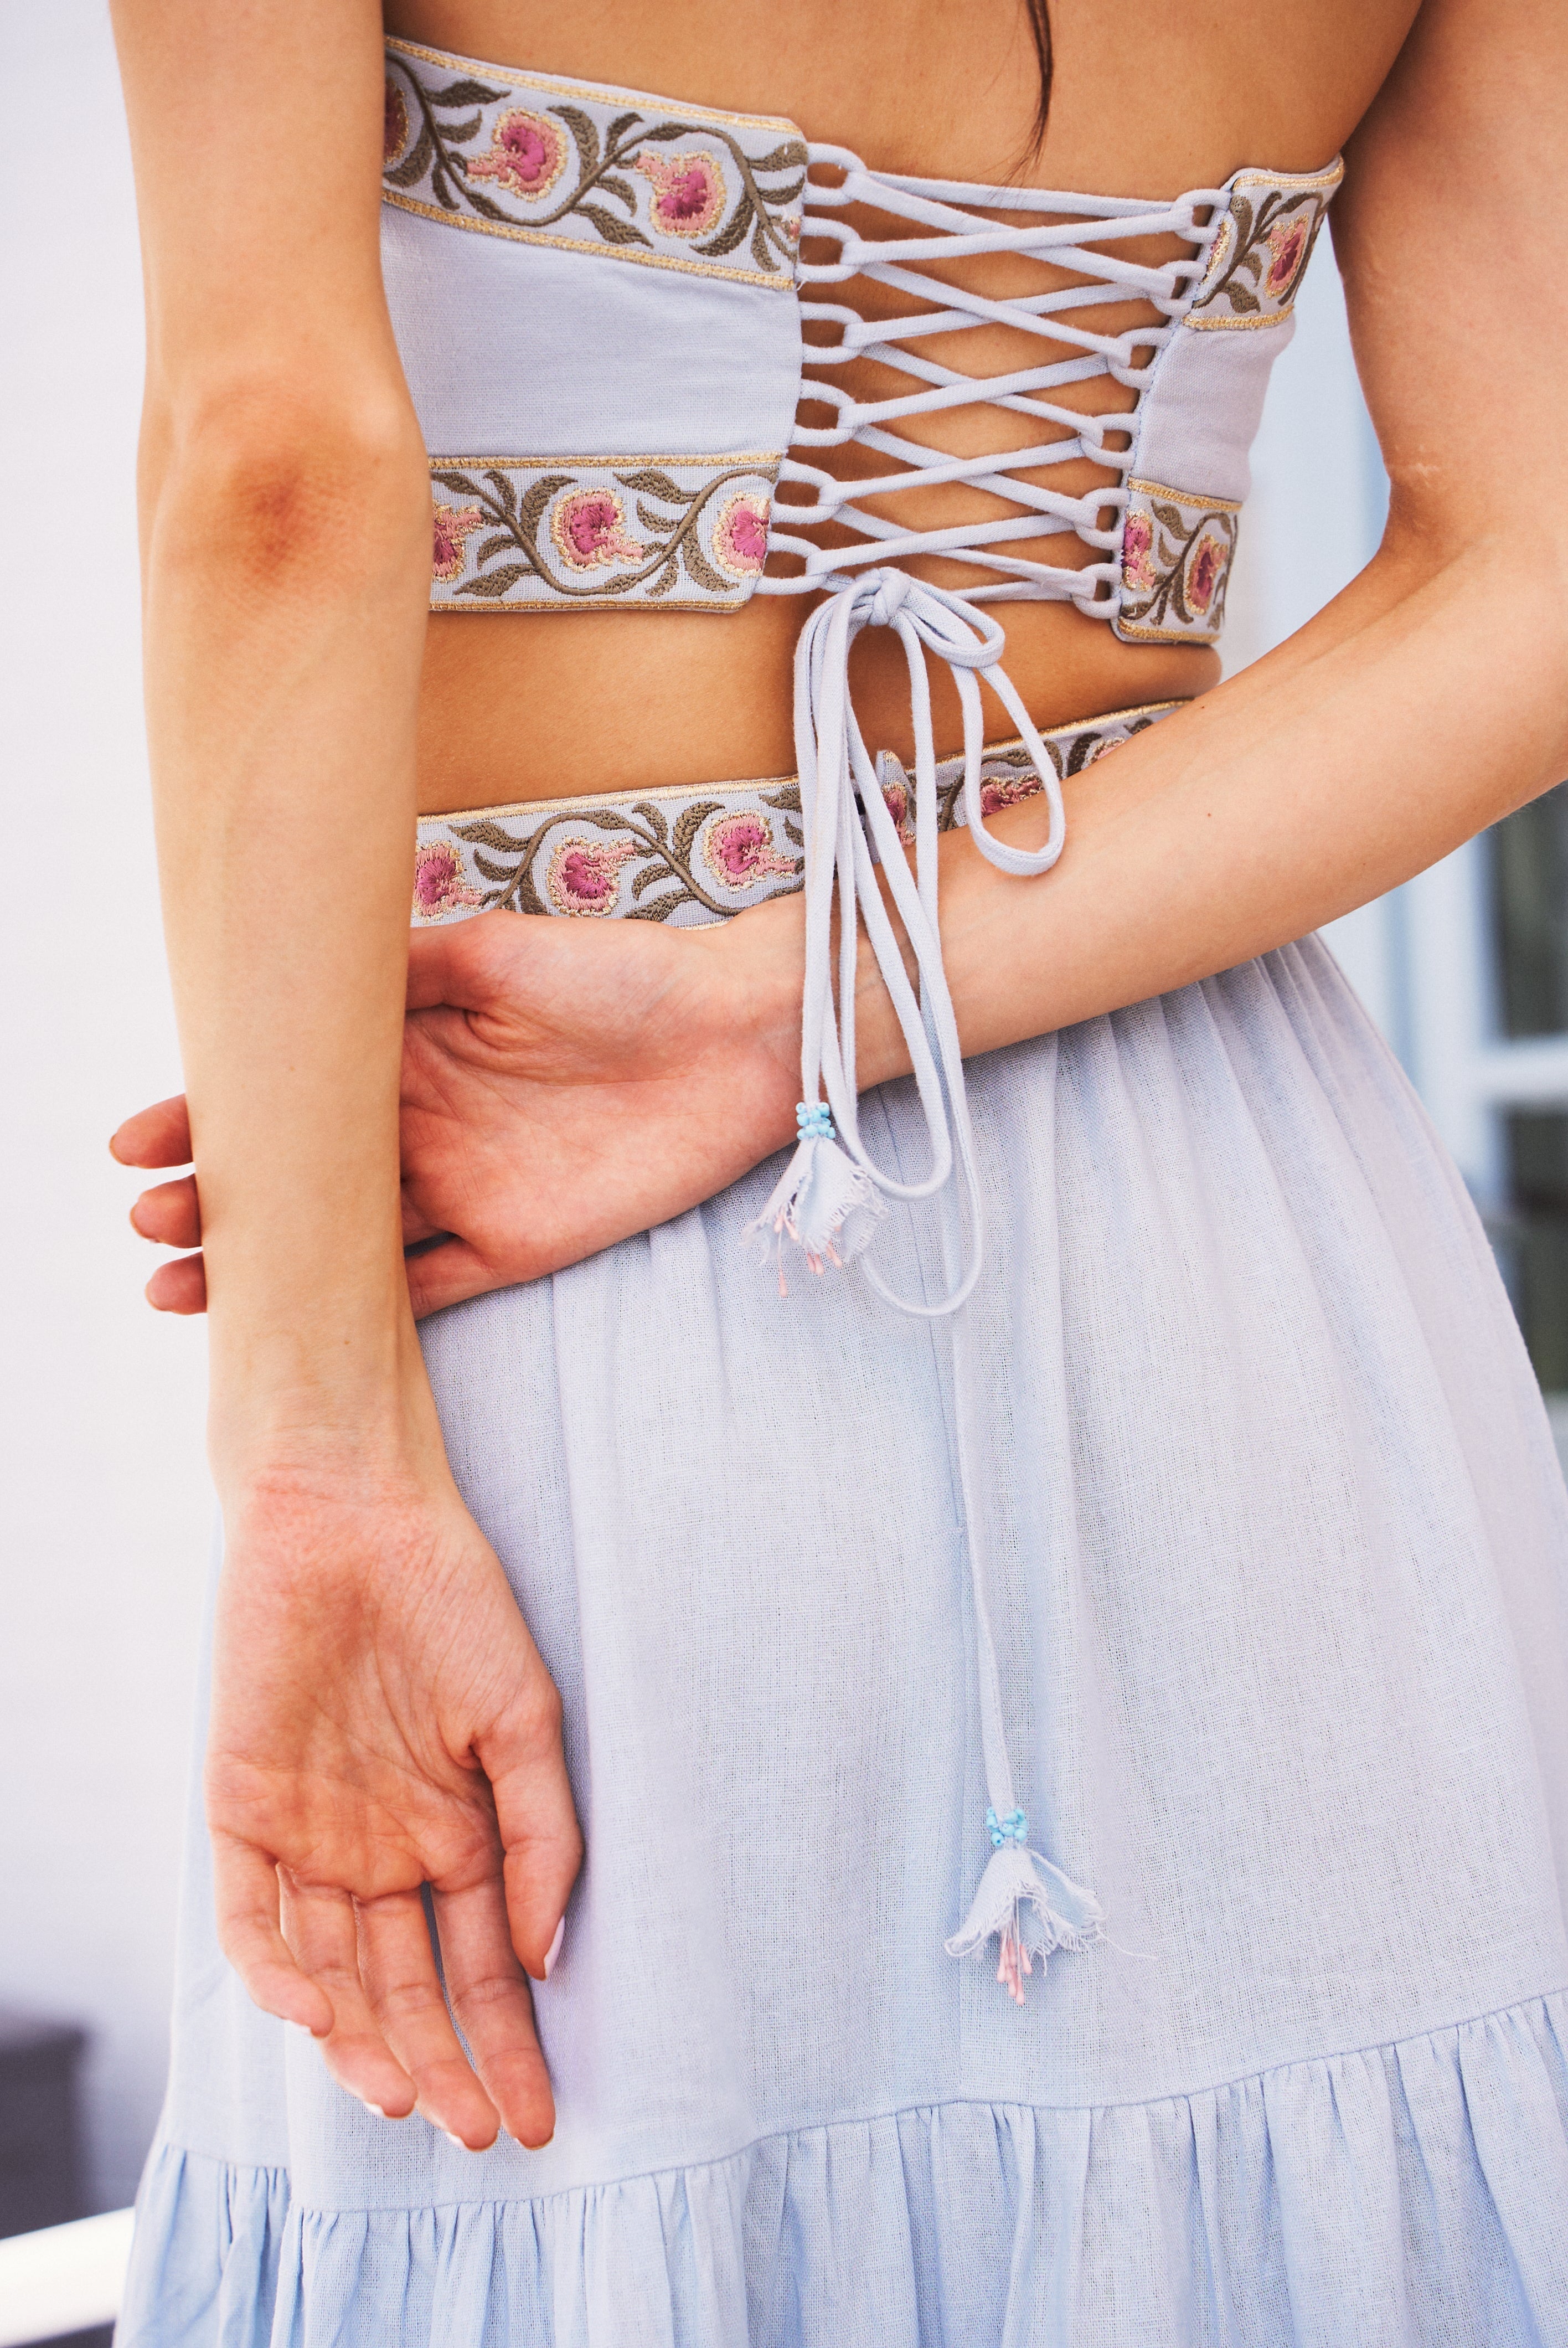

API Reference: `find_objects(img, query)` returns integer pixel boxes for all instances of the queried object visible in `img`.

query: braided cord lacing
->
[756,147,1228,615]
[742,156,1234,1995]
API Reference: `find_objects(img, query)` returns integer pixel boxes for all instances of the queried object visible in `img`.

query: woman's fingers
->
[432,1877,556,2148]
[357,1888,501,2149]
[405,912,515,1013]
[404,1234,504,1320]
[110,1093,193,1168]
[130,1173,202,1248]
[277,1872,416,2120]
[210,1832,334,2037]
[146,1251,208,1314]
[481,1683,584,1981]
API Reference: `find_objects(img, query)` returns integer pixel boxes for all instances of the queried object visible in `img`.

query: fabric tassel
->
[944,1823,1105,2006]
[745,1105,886,1293]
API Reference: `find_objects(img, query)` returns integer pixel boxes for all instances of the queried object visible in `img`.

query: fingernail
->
[543,1916,566,1980]
[442,2130,469,2150]
[363,2103,387,2120]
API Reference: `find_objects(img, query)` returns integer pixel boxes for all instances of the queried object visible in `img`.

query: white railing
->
[0,2210,134,2348]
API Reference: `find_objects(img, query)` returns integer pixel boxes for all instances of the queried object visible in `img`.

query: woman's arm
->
[112,0,578,2146]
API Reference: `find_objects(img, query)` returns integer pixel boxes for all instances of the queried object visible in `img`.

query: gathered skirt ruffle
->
[121,1990,1568,2347]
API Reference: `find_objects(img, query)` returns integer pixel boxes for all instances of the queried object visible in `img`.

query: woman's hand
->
[115,905,808,1319]
[209,1442,581,2151]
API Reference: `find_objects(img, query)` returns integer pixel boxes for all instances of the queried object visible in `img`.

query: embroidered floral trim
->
[466,106,570,202]
[419,787,807,926]
[413,840,483,920]
[711,491,771,579]
[702,809,796,888]
[431,502,486,582]
[427,455,781,609]
[1188,162,1342,331]
[411,704,1186,928]
[1114,482,1239,644]
[383,39,805,286]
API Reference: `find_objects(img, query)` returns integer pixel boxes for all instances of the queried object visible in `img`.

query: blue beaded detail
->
[987,1806,1028,1848]
[796,1100,835,1142]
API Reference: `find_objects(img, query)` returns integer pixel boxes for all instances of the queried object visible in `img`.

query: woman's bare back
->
[388,0,1419,813]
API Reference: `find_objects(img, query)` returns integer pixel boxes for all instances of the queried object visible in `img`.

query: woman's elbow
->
[143,375,430,601]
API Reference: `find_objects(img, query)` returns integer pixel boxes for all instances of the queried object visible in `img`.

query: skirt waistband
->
[412,699,1185,928]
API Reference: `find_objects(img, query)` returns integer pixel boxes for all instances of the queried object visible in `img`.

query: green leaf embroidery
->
[551,103,600,177]
[384,126,435,188]
[750,140,809,174]
[431,77,509,107]
[670,801,725,867]
[680,537,726,594]
[457,565,531,598]
[616,468,686,503]
[453,819,531,851]
[575,202,653,248]
[697,195,754,261]
[597,171,638,214]
[626,889,693,921]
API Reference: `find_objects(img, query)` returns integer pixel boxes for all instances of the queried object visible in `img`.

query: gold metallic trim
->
[428,593,750,616]
[430,452,783,472]
[1185,306,1299,334]
[1126,479,1242,514]
[1113,615,1225,643]
[384,188,798,290]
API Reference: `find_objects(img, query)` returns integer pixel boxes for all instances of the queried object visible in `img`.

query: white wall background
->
[0,1,1399,2213]
[1,0,211,2213]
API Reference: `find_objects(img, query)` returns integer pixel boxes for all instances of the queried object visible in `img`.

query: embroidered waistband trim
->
[430,456,782,610]
[411,702,1184,927]
[1185,160,1342,331]
[384,39,805,288]
[1115,481,1240,645]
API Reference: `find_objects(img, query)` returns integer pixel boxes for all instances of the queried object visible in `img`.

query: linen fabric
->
[120,905,1568,2341]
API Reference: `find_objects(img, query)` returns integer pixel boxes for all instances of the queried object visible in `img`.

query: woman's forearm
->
[142,390,432,1478]
[804,532,1568,1090]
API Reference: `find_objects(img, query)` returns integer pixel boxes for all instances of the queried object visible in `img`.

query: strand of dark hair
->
[1024,0,1054,153]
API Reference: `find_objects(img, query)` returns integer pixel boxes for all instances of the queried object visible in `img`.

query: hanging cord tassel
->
[945,1808,1105,2006]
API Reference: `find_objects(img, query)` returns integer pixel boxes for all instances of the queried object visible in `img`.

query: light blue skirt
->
[120,758,1568,2344]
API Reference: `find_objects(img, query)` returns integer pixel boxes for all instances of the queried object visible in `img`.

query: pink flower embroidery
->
[1122,509,1158,595]
[881,778,915,846]
[711,492,770,579]
[548,837,639,916]
[633,149,727,238]
[467,108,569,201]
[702,811,795,890]
[432,502,485,583]
[412,842,482,921]
[1185,529,1227,617]
[549,488,646,571]
[979,771,1043,818]
[1265,217,1309,298]
[384,81,409,164]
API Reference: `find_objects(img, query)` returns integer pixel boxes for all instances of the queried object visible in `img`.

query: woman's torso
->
[386,0,1419,814]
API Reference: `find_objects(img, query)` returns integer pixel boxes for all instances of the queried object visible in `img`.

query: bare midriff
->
[388,0,1416,815]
